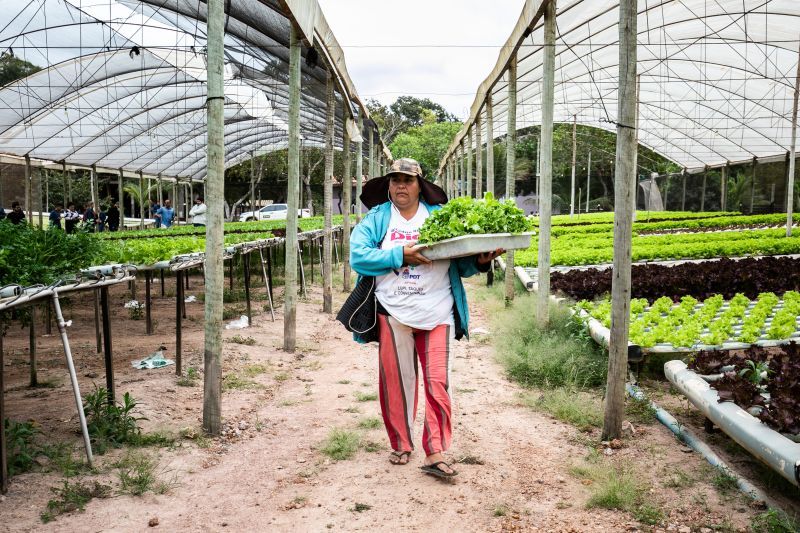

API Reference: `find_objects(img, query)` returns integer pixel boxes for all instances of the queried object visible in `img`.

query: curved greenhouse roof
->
[0,0,388,181]
[440,0,800,174]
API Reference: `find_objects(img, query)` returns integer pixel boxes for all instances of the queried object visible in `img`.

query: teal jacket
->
[349,201,487,343]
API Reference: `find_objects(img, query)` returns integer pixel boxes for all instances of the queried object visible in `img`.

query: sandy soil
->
[0,273,784,532]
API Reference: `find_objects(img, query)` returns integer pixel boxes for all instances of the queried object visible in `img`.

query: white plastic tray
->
[419,232,535,260]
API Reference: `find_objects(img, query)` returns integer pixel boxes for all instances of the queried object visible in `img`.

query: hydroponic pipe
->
[664,361,800,488]
[626,383,773,505]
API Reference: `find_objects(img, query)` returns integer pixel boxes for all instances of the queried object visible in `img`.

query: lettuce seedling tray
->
[419,232,535,260]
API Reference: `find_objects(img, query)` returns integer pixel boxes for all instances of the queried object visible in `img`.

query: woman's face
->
[388,173,420,210]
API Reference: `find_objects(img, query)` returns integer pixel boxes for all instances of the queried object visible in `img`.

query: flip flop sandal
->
[420,461,458,478]
[389,451,411,465]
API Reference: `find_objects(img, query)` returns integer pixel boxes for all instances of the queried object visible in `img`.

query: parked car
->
[238,203,311,222]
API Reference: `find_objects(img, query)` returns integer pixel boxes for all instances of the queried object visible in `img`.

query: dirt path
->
[1,276,770,532]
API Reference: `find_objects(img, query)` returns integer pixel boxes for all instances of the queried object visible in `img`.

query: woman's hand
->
[403,244,432,266]
[477,248,505,265]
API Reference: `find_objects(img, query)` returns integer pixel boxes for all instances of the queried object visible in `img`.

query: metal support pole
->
[536,0,555,321]
[250,150,256,221]
[29,305,37,387]
[309,238,315,283]
[681,171,687,211]
[243,253,252,324]
[570,114,577,217]
[721,164,728,211]
[138,170,145,230]
[100,287,115,403]
[283,23,302,353]
[145,272,152,335]
[786,37,800,236]
[63,162,69,208]
[298,246,307,299]
[94,290,102,353]
[750,157,757,214]
[37,167,43,228]
[175,270,183,376]
[160,269,165,297]
[51,292,93,465]
[603,0,637,441]
[700,167,707,212]
[259,248,275,321]
[267,246,274,301]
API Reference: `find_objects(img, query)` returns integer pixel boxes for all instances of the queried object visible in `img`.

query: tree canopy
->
[367,95,459,144]
[0,54,40,87]
[390,121,462,178]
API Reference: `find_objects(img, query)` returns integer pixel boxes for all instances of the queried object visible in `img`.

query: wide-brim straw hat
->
[360,157,448,210]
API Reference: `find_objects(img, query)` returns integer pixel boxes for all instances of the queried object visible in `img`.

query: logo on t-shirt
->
[390,229,419,242]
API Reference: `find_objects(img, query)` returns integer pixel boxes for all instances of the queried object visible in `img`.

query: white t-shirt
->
[375,203,453,330]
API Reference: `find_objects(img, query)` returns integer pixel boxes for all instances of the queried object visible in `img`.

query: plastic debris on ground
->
[184,295,197,303]
[225,315,250,330]
[131,347,174,369]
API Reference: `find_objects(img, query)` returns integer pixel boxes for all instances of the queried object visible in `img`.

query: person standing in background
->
[49,204,63,229]
[189,196,207,227]
[64,203,79,233]
[155,199,175,228]
[106,201,120,231]
[7,201,25,224]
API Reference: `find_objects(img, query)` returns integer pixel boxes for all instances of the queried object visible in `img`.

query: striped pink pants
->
[377,314,452,456]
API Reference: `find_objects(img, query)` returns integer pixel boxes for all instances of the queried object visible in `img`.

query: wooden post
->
[603,0,637,441]
[37,166,43,228]
[486,94,495,198]
[570,114,577,217]
[29,305,37,387]
[342,119,352,293]
[505,52,518,306]
[750,157,757,213]
[681,170,686,211]
[118,169,125,230]
[250,150,256,221]
[138,170,145,230]
[475,114,483,198]
[466,126,473,198]
[63,162,69,207]
[323,70,335,314]
[721,164,728,211]
[160,269,165,297]
[586,150,592,212]
[700,167,707,212]
[356,115,364,221]
[24,155,32,224]
[283,23,302,353]
[90,164,99,220]
[157,174,163,208]
[202,0,225,435]
[368,125,375,180]
[145,272,152,335]
[786,37,800,236]
[100,287,115,403]
[536,0,555,322]
[460,142,467,197]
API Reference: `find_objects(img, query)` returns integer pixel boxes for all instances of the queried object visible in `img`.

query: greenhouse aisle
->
[0,279,767,532]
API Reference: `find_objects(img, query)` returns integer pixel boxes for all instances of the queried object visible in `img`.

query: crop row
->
[549,256,800,301]
[577,291,800,349]
[516,227,800,267]
[539,210,740,227]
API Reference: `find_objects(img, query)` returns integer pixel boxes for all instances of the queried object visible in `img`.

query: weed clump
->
[320,428,360,461]
[494,302,607,389]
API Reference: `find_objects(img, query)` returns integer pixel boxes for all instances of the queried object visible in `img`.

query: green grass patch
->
[176,366,200,387]
[320,428,360,461]
[40,480,111,523]
[518,389,603,431]
[227,335,257,346]
[493,300,607,389]
[242,364,268,377]
[750,509,800,533]
[625,394,658,425]
[115,451,172,496]
[357,417,382,430]
[355,391,378,402]
[222,373,260,391]
[711,467,738,495]
[569,458,662,526]
[351,502,372,513]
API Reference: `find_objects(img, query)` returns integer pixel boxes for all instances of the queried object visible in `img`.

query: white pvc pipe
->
[665,360,800,487]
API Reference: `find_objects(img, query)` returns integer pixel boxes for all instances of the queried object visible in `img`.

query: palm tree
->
[123,183,158,219]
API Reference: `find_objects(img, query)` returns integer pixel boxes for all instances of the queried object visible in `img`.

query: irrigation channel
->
[0,226,346,493]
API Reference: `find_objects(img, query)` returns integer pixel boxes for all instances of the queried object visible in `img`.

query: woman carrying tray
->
[349,158,503,479]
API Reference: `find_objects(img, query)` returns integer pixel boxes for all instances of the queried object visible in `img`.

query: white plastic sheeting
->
[441,0,800,173]
[0,0,383,180]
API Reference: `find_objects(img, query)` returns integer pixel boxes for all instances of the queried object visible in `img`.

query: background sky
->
[316,0,527,121]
